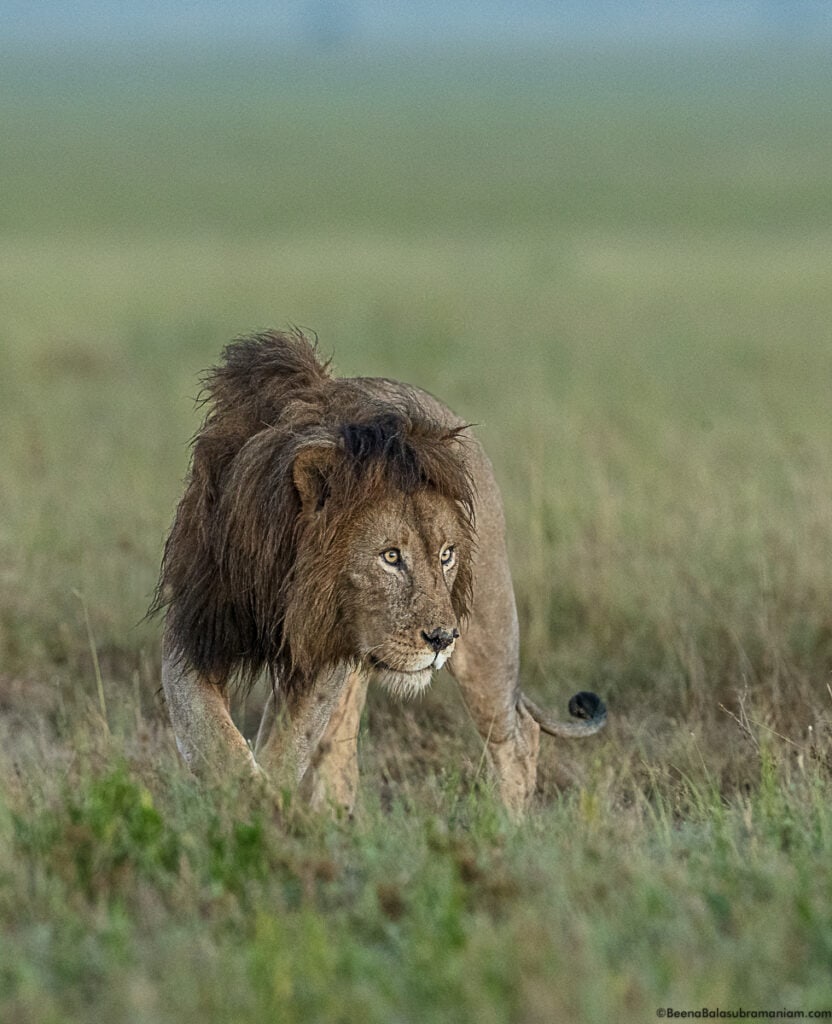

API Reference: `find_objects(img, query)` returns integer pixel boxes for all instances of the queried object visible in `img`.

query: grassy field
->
[1,43,832,1022]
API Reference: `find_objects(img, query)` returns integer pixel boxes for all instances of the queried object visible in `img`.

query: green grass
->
[1,43,832,1022]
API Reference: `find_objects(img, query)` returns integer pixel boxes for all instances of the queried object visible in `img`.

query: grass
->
[1,41,832,1022]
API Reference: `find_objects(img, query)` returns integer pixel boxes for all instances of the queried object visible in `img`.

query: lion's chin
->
[372,666,434,701]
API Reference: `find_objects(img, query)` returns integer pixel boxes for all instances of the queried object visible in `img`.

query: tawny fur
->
[155,329,607,817]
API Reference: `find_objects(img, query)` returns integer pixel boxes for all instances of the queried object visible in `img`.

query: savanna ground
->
[1,42,832,1022]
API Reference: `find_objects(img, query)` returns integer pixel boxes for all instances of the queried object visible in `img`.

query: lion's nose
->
[422,627,459,653]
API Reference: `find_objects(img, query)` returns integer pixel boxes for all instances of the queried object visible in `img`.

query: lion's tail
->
[521,690,607,738]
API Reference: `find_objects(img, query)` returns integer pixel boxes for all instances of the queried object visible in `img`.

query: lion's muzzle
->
[421,626,459,653]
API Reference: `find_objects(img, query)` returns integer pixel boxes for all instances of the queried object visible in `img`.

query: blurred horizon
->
[3,0,832,54]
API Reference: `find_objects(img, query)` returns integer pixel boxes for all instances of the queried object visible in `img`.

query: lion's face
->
[339,490,465,698]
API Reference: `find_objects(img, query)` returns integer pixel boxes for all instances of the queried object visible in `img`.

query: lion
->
[153,330,606,818]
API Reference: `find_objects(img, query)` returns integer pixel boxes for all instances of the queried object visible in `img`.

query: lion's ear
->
[292,445,337,513]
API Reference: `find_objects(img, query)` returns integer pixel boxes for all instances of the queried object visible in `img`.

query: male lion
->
[154,330,606,818]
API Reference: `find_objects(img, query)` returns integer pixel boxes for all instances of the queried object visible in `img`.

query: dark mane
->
[152,329,475,694]
[342,414,416,478]
[336,407,474,519]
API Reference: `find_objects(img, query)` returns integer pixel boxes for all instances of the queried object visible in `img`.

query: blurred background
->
[1,1,831,789]
[4,9,832,1017]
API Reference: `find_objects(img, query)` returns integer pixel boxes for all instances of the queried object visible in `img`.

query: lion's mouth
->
[366,651,450,675]
[366,653,437,700]
[367,654,429,675]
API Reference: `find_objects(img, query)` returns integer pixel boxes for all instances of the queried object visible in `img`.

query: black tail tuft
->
[568,691,607,722]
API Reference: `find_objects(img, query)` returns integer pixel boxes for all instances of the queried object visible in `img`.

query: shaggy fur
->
[152,330,475,694]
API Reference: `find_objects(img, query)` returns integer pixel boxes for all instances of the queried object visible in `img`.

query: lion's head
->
[311,486,467,699]
[153,331,475,697]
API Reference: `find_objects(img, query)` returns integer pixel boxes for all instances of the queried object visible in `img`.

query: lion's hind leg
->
[449,630,540,821]
[447,446,541,819]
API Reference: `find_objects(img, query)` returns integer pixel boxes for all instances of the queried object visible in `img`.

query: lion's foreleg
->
[161,647,262,781]
[257,663,350,792]
[298,666,368,815]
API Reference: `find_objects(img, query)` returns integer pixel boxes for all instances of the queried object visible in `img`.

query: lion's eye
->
[381,548,402,566]
[440,545,455,567]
